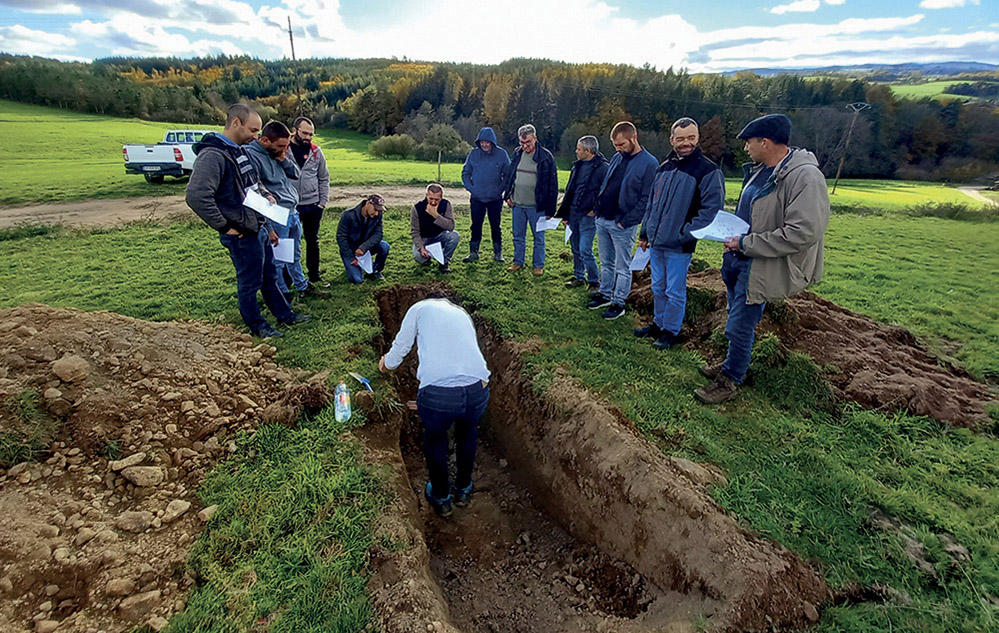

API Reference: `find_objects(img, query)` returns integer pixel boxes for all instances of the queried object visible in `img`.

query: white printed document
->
[426,241,446,265]
[565,225,572,244]
[357,251,373,274]
[536,216,562,231]
[272,238,294,263]
[690,211,749,243]
[243,188,289,226]
[630,247,651,271]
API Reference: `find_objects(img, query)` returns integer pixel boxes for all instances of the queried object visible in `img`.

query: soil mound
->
[365,285,828,633]
[0,304,319,633]
[630,270,997,428]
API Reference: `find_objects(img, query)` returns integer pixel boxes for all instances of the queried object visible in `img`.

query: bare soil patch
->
[0,186,430,230]
[363,284,828,633]
[630,270,996,428]
[0,304,324,633]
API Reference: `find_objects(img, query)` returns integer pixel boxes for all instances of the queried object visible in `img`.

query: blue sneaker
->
[424,481,453,517]
[454,482,474,507]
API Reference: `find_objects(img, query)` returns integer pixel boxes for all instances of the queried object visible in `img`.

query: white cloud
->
[920,0,978,8]
[825,0,846,4]
[0,24,76,55]
[71,15,247,57]
[770,0,821,15]
[0,0,81,14]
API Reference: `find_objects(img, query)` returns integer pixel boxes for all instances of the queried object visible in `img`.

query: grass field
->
[882,81,971,101]
[0,100,991,215]
[2,205,999,632]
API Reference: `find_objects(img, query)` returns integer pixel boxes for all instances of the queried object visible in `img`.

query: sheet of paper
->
[356,251,373,274]
[690,210,749,243]
[536,216,562,231]
[272,238,294,263]
[630,247,651,271]
[243,187,289,226]
[564,225,572,244]
[426,241,446,265]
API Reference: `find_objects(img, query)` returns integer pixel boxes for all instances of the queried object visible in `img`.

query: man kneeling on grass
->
[336,194,390,283]
[379,291,491,518]
[411,183,460,274]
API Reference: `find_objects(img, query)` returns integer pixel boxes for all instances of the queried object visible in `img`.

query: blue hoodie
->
[461,127,510,203]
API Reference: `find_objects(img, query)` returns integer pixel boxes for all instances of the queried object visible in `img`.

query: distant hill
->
[724,61,999,78]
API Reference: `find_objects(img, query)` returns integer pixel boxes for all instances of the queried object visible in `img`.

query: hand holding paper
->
[690,211,749,243]
[629,247,651,271]
[565,225,572,244]
[243,187,289,226]
[272,238,294,263]
[536,216,562,231]
[426,242,446,265]
[357,251,374,274]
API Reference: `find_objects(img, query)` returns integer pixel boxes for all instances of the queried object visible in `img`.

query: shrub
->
[368,134,417,159]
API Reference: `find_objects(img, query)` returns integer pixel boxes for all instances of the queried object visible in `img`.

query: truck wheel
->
[144,174,165,184]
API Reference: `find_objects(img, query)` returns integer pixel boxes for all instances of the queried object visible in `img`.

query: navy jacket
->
[186,133,265,236]
[461,127,510,203]
[502,144,559,216]
[597,148,658,228]
[555,152,608,219]
[336,201,384,260]
[640,147,724,253]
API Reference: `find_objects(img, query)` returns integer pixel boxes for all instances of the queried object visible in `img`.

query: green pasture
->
[883,81,970,101]
[0,100,991,215]
[2,205,999,632]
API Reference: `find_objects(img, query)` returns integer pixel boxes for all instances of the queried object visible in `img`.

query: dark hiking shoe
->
[252,325,283,339]
[699,363,722,380]
[565,278,586,288]
[634,323,661,338]
[652,331,677,350]
[439,263,452,274]
[462,252,479,262]
[366,271,386,281]
[454,482,474,508]
[278,313,312,327]
[588,281,600,292]
[587,296,612,310]
[694,374,738,404]
[601,304,626,320]
[425,481,453,518]
[302,284,330,298]
[493,253,506,262]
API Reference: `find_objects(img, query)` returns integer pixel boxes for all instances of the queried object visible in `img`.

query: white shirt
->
[384,299,491,389]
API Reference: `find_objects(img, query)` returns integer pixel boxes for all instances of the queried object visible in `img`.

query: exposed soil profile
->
[629,269,997,428]
[0,304,324,633]
[363,284,829,633]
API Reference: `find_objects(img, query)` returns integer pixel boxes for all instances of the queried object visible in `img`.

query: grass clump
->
[0,388,58,468]
[172,408,386,632]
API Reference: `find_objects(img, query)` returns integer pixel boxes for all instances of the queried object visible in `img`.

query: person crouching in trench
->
[379,291,491,517]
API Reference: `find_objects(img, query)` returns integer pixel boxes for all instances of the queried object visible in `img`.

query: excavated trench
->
[360,284,830,633]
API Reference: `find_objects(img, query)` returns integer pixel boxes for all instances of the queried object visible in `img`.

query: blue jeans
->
[413,231,460,264]
[649,248,692,335]
[342,240,390,284]
[218,228,295,332]
[272,211,308,293]
[721,253,767,384]
[417,381,490,500]
[469,198,503,254]
[511,205,546,268]
[596,217,638,306]
[568,213,599,283]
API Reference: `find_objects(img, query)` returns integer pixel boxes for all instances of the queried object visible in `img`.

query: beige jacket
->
[739,149,830,304]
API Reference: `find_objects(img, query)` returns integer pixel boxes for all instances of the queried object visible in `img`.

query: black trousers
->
[297,203,325,282]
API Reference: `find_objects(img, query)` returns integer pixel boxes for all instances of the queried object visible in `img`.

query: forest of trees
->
[1,53,997,182]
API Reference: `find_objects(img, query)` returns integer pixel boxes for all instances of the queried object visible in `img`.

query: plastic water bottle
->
[334,381,351,422]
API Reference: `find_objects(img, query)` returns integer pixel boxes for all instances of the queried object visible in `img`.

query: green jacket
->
[739,149,829,304]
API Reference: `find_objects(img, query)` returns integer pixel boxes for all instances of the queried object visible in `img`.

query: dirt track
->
[957,187,998,207]
[0,186,432,230]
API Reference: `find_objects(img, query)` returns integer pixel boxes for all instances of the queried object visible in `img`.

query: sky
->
[0,0,995,72]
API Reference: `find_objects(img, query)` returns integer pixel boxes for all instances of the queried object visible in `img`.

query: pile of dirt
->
[365,285,828,633]
[630,270,997,428]
[0,303,323,633]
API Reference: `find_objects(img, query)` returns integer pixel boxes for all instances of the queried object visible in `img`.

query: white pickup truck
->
[123,130,215,183]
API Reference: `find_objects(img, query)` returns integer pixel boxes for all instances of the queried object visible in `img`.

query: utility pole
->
[831,102,870,195]
[287,16,303,115]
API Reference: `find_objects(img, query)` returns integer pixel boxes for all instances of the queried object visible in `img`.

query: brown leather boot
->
[694,374,738,404]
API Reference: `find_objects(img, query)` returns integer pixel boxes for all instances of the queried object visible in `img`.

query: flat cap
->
[737,114,791,145]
